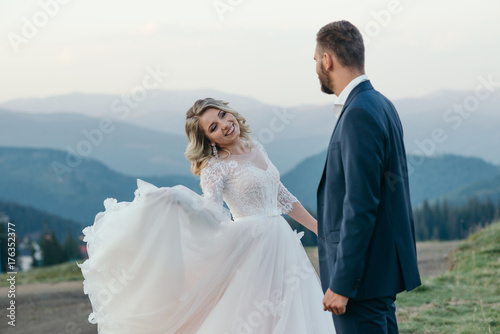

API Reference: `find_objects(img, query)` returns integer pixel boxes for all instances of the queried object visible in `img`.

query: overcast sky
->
[1,0,499,107]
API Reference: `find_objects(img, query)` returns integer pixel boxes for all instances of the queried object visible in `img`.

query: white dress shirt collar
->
[332,74,369,118]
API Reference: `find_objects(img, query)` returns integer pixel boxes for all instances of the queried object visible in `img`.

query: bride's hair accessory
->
[211,143,219,159]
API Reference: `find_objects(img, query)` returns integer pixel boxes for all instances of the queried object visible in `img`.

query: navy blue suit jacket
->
[316,80,421,300]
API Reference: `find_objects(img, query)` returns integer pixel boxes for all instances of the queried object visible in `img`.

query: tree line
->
[30,228,83,268]
[0,211,83,272]
[413,197,500,241]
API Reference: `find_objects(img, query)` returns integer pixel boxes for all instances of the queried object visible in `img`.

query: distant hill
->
[2,89,500,166]
[281,151,500,211]
[440,174,500,205]
[1,145,499,228]
[0,109,191,177]
[281,150,327,212]
[0,147,200,225]
[407,154,500,206]
[0,108,329,176]
[0,90,270,136]
[0,200,85,242]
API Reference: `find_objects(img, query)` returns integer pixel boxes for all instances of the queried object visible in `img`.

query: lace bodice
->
[200,139,299,220]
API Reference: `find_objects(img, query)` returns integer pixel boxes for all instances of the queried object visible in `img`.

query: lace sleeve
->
[200,159,227,207]
[277,181,299,215]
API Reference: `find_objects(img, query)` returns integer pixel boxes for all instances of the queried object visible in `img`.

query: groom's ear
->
[322,51,334,72]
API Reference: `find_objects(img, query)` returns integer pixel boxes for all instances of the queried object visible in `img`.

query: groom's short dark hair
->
[316,20,365,72]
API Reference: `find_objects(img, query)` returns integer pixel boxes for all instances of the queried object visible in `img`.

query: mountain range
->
[0,146,200,226]
[1,88,499,178]
[1,88,499,239]
[0,200,85,242]
[1,146,498,229]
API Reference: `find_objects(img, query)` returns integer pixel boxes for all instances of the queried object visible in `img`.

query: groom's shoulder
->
[352,82,384,99]
[345,82,371,105]
[343,87,396,128]
[350,84,395,111]
[349,89,381,111]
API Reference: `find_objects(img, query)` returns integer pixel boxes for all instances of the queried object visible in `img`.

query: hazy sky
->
[1,0,499,107]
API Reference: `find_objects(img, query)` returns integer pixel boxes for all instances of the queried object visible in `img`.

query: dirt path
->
[307,240,462,278]
[415,240,462,277]
[0,280,97,334]
[0,240,460,333]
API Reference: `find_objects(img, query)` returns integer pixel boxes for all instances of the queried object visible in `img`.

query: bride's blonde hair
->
[185,98,252,175]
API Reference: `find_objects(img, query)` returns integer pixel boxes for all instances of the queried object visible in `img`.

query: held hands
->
[323,288,349,315]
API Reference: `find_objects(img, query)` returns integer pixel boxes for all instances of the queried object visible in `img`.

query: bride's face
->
[199,108,241,146]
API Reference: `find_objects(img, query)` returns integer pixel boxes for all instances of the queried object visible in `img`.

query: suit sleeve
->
[329,107,385,298]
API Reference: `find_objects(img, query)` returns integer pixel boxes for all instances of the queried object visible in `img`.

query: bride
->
[78,98,336,333]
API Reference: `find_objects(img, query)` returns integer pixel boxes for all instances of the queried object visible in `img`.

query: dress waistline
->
[233,209,282,222]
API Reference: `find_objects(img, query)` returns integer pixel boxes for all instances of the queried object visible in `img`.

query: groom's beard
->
[319,64,335,95]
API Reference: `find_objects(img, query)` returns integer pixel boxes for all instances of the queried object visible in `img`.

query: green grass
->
[397,221,500,333]
[0,261,84,287]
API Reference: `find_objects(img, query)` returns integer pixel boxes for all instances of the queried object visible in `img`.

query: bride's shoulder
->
[202,156,228,175]
[204,156,223,168]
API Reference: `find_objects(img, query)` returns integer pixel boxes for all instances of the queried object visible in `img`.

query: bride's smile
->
[199,107,250,155]
[225,123,235,136]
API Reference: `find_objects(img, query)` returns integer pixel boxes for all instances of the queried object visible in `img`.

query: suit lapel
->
[317,80,375,195]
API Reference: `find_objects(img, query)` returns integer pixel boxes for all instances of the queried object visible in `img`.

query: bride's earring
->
[211,143,218,159]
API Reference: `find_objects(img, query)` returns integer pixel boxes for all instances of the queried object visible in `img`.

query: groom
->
[315,21,421,333]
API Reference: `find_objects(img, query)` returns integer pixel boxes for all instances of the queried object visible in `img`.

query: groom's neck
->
[333,68,365,96]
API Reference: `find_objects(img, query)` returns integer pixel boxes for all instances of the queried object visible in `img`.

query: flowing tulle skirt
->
[78,180,335,333]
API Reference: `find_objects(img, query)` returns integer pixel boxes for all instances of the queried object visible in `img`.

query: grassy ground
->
[0,261,83,287]
[396,221,500,333]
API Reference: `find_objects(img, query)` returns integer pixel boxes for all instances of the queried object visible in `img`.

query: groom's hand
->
[323,289,349,315]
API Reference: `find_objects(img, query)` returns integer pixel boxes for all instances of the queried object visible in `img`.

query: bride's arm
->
[287,201,318,236]
[277,181,318,236]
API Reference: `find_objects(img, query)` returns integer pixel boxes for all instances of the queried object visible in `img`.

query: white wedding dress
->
[78,139,336,333]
